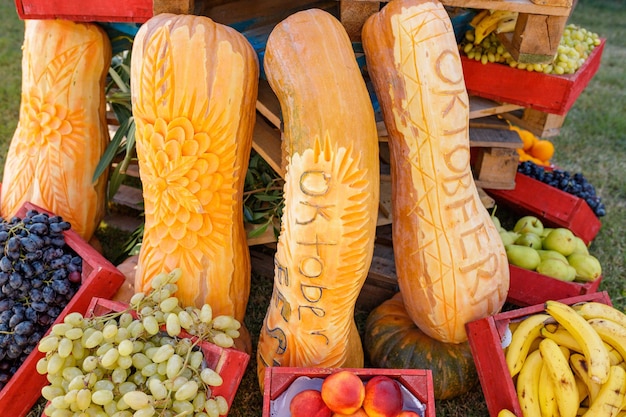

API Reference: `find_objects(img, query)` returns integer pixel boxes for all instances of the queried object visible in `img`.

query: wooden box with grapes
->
[465,291,615,417]
[91,298,250,407]
[0,202,126,417]
[461,38,605,116]
[262,367,436,417]
[39,294,250,417]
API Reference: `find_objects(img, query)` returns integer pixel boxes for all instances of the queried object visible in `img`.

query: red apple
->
[362,376,403,417]
[321,370,366,414]
[290,389,332,417]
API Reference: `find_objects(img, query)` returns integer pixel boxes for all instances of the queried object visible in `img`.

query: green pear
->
[567,253,602,282]
[571,236,590,255]
[542,228,577,256]
[491,215,502,232]
[536,258,577,282]
[499,230,520,246]
[536,249,569,264]
[540,227,554,239]
[505,244,541,271]
[515,232,543,249]
[513,216,544,236]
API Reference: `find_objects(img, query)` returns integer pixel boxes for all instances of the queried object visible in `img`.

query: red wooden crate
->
[83,297,249,410]
[461,39,605,115]
[507,264,602,307]
[486,172,601,245]
[466,291,612,417]
[0,202,126,417]
[263,367,435,417]
[14,0,153,22]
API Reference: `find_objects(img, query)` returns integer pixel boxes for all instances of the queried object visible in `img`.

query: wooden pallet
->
[338,0,574,64]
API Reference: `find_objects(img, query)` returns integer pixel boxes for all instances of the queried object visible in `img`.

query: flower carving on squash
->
[139,116,232,255]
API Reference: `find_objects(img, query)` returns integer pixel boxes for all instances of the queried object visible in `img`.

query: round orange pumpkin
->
[364,293,478,400]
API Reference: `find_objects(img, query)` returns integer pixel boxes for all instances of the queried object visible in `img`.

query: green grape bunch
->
[459,23,602,74]
[37,268,242,417]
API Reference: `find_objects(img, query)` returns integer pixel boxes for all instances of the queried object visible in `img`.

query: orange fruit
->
[510,125,537,151]
[530,139,555,162]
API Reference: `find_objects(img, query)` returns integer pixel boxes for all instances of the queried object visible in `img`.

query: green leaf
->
[93,117,133,182]
[247,221,270,238]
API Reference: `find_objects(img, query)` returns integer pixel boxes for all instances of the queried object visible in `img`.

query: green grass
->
[1,0,625,416]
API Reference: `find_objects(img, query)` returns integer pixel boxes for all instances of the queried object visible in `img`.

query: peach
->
[332,407,369,417]
[397,411,421,417]
[362,376,403,417]
[289,389,332,417]
[321,370,366,414]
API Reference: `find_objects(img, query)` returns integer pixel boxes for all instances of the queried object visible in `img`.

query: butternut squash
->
[362,0,509,343]
[1,20,111,241]
[256,9,380,387]
[131,14,258,330]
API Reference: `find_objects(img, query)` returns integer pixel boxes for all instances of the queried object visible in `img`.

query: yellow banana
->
[582,365,626,417]
[574,302,626,329]
[517,349,544,417]
[542,325,583,352]
[546,300,611,385]
[587,318,626,363]
[495,15,518,34]
[469,9,491,28]
[574,374,590,405]
[541,325,620,364]
[474,10,519,44]
[540,338,580,417]
[498,409,518,417]
[506,313,551,377]
[539,360,560,417]
[570,353,602,404]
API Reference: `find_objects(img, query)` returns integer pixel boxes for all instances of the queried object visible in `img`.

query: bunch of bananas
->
[468,8,519,45]
[504,300,626,417]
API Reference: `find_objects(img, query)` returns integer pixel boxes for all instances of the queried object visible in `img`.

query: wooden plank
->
[472,147,519,190]
[501,108,566,138]
[469,96,525,119]
[252,116,285,178]
[349,0,572,15]
[339,0,380,42]
[256,79,282,129]
[153,0,193,15]
[111,184,144,211]
[499,13,569,64]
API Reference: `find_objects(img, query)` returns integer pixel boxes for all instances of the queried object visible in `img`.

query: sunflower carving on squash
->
[131,14,259,327]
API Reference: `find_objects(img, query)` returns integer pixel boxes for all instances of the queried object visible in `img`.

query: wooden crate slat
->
[252,116,285,178]
[256,79,282,130]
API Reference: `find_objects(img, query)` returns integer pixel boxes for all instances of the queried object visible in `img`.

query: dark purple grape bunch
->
[0,209,82,389]
[518,161,606,218]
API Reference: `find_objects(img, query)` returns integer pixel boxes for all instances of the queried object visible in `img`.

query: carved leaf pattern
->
[1,30,99,238]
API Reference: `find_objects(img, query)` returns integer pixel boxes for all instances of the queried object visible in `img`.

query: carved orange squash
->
[1,20,112,241]
[256,9,380,388]
[131,14,259,327]
[362,0,509,343]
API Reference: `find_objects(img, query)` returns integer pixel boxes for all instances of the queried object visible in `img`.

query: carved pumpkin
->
[1,20,111,241]
[256,9,380,389]
[362,0,509,343]
[131,14,259,330]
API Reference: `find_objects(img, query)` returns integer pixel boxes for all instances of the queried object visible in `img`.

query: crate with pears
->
[492,211,603,307]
